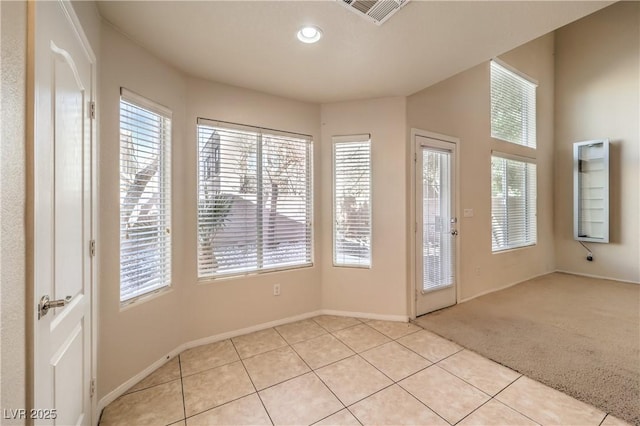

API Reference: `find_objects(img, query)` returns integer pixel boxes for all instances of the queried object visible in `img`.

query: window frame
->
[196,118,314,280]
[332,134,373,268]
[119,88,173,305]
[490,152,537,253]
[490,59,538,149]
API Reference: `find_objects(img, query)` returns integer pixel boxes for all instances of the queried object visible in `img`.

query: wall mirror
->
[574,139,609,243]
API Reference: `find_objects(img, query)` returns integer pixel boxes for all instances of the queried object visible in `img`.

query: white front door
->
[415,136,457,316]
[33,1,95,425]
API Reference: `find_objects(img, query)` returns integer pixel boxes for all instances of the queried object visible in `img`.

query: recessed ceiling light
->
[297,25,323,44]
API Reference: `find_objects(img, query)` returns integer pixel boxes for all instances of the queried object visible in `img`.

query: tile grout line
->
[393,330,465,364]
[452,397,497,426]
[303,322,452,424]
[373,336,453,426]
[598,414,609,426]
[391,378,452,425]
[413,323,527,377]
[177,355,187,422]
[427,347,544,421]
[300,322,452,425]
[274,326,364,426]
[329,323,393,355]
[428,363,494,400]
[487,376,548,425]
[178,340,271,421]
[229,337,275,426]
[378,332,469,426]
[180,341,243,380]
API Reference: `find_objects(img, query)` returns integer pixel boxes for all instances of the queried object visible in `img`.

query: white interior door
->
[416,136,457,316]
[34,1,95,425]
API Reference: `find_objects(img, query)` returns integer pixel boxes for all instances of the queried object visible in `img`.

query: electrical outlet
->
[273,284,281,296]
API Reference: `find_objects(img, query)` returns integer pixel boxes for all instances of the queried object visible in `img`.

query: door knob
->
[38,295,72,319]
[451,229,458,236]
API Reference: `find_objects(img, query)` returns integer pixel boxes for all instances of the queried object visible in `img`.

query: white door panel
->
[53,41,86,302]
[34,1,95,425]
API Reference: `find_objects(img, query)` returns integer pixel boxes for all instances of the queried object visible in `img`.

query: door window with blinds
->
[490,60,537,149]
[421,147,454,291]
[119,89,172,302]
[197,119,312,278]
[333,135,371,267]
[491,154,537,252]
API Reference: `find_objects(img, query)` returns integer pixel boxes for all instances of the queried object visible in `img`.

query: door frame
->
[409,129,461,319]
[28,1,99,423]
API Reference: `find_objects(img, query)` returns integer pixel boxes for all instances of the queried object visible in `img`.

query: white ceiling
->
[97,1,611,104]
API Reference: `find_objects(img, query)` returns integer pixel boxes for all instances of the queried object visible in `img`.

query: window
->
[490,60,537,148]
[491,154,537,251]
[197,119,312,278]
[119,89,172,302]
[333,135,371,267]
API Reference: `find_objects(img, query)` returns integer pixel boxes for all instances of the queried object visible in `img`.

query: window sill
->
[492,243,537,255]
[119,286,173,311]
[196,262,315,284]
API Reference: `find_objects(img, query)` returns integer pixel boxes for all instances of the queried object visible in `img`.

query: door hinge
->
[90,101,96,119]
[90,240,96,257]
[414,153,417,162]
[90,378,96,398]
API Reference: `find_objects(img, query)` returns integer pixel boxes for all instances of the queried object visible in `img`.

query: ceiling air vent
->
[340,0,409,25]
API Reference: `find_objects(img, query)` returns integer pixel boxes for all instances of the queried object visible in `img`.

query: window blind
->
[421,147,454,291]
[197,119,312,278]
[490,60,537,148]
[333,136,371,267]
[119,89,172,302]
[491,154,537,252]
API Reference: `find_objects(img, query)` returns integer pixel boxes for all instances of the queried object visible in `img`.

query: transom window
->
[490,60,537,149]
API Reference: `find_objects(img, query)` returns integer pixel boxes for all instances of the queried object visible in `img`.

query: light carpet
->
[414,272,640,425]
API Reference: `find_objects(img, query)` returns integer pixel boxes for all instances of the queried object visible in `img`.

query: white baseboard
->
[457,271,553,304]
[322,309,409,323]
[555,270,640,285]
[96,350,181,417]
[97,309,322,416]
[180,310,323,352]
[97,308,408,416]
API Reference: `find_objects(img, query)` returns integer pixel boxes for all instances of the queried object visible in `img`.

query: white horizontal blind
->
[422,148,454,291]
[491,155,537,251]
[333,137,371,267]
[490,60,537,148]
[119,90,172,302]
[197,120,312,278]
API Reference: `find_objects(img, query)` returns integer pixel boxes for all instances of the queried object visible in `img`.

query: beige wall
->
[99,22,187,398]
[407,34,557,301]
[320,97,408,317]
[554,2,640,283]
[1,0,28,419]
[180,78,322,343]
[98,23,322,399]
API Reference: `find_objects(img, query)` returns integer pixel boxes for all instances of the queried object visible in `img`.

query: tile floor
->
[100,316,630,426]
